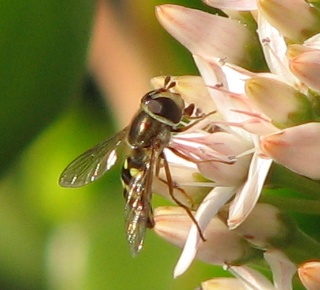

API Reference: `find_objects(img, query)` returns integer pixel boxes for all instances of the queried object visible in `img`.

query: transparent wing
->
[59,128,128,187]
[124,149,158,255]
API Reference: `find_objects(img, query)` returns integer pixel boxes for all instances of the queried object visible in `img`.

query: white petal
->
[174,186,235,277]
[193,55,256,139]
[257,13,298,85]
[229,265,275,290]
[228,151,273,229]
[264,250,296,290]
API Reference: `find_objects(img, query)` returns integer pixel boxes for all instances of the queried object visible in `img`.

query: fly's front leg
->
[175,110,216,133]
[159,152,206,242]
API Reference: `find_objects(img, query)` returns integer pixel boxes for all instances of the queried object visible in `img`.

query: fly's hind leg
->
[158,152,206,242]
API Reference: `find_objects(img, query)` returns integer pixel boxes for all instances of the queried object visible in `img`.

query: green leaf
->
[0,0,94,176]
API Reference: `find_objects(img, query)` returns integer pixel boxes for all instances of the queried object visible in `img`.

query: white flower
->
[154,0,320,287]
[154,206,297,290]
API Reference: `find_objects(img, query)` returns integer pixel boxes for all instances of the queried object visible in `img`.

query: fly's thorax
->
[127,111,172,149]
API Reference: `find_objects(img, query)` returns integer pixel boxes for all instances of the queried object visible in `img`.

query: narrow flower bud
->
[258,0,320,42]
[261,122,320,179]
[245,76,314,128]
[298,261,320,290]
[156,5,258,67]
[289,51,320,92]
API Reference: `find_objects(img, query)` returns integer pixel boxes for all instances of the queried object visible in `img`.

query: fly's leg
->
[155,160,196,209]
[159,152,206,242]
[174,110,217,133]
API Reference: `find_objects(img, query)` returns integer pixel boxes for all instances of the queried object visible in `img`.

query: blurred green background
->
[0,0,224,289]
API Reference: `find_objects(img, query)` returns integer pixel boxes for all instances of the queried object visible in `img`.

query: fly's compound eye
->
[146,97,182,124]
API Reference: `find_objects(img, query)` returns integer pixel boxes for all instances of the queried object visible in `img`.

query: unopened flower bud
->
[258,0,320,42]
[261,122,320,179]
[298,261,320,290]
[289,51,320,92]
[245,76,314,128]
[156,5,259,67]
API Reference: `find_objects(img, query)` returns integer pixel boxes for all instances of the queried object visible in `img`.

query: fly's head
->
[140,80,185,127]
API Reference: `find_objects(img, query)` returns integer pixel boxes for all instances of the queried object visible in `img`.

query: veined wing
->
[124,148,158,255]
[59,128,128,187]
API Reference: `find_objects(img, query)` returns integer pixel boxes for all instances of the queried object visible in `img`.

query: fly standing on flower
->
[59,76,208,255]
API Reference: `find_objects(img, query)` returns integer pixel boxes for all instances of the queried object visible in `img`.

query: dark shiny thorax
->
[127,110,172,150]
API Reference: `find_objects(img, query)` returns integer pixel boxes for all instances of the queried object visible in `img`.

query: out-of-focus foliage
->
[0,0,93,174]
[0,0,220,290]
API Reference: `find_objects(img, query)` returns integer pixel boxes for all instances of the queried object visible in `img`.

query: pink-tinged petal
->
[229,265,275,290]
[298,261,320,290]
[289,51,320,91]
[258,0,320,42]
[201,277,247,290]
[173,186,235,277]
[204,0,258,11]
[228,151,272,229]
[264,250,296,290]
[261,122,320,179]
[257,14,298,85]
[156,5,253,66]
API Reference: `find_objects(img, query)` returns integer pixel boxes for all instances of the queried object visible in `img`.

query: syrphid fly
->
[59,77,207,255]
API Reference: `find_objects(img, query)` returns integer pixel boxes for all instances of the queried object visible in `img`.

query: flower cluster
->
[151,1,320,289]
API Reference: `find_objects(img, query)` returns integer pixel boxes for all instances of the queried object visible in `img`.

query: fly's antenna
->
[151,76,177,96]
[163,76,176,91]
